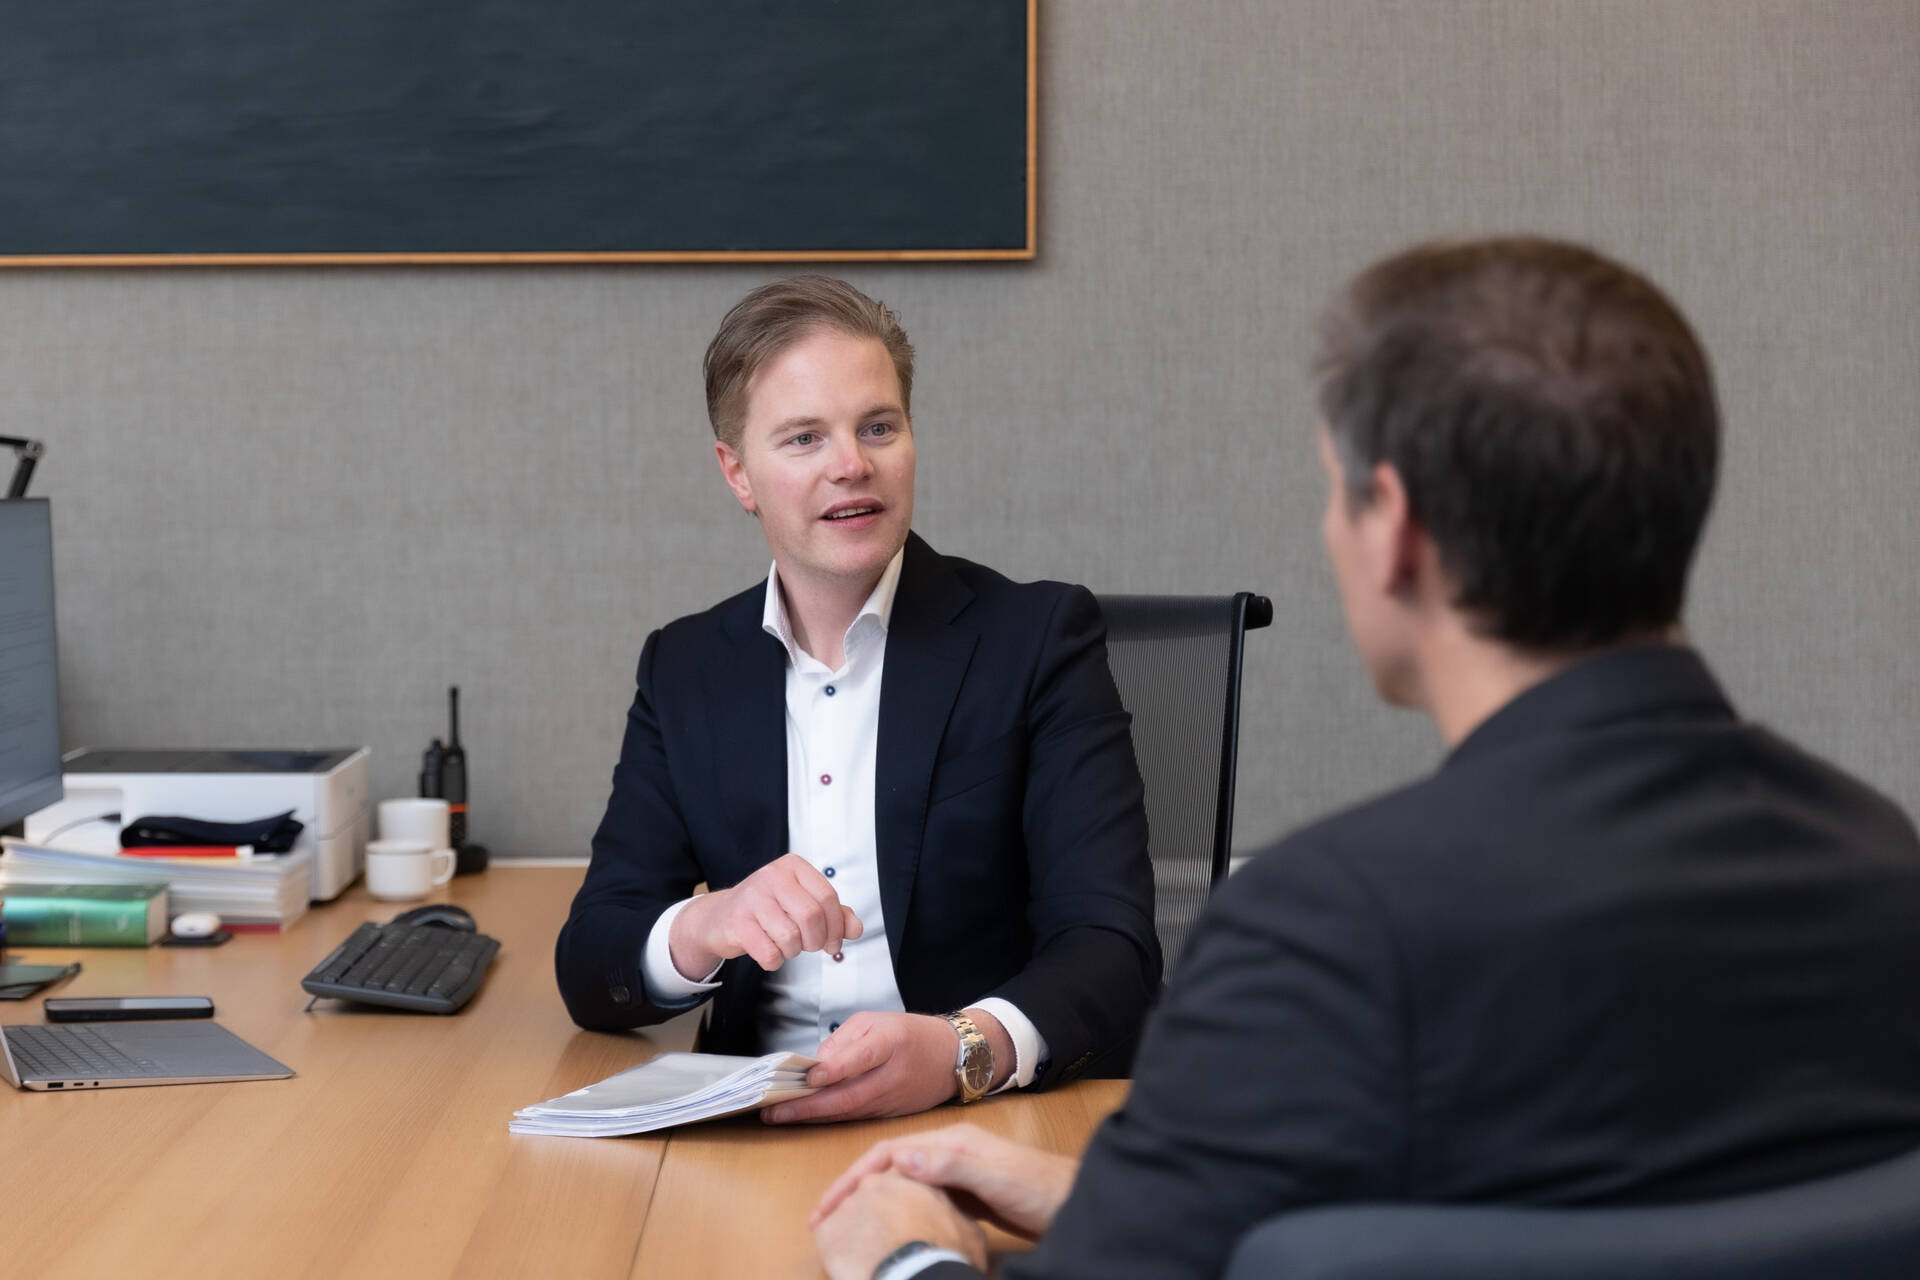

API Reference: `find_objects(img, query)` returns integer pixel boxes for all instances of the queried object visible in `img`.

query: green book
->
[0,883,170,946]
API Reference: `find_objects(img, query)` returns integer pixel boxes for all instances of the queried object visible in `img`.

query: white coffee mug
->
[364,838,456,901]
[378,797,452,851]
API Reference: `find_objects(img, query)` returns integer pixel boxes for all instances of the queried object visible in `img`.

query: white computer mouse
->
[171,911,222,939]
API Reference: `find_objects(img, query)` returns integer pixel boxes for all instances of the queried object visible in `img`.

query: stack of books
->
[0,882,170,946]
[0,838,311,931]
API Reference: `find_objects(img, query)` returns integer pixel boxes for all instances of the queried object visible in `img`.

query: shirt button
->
[823,865,836,878]
[820,773,832,786]
[824,685,836,697]
[830,1021,841,1032]
[831,952,844,963]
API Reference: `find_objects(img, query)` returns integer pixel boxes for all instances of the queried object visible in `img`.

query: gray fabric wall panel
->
[3,1,1914,860]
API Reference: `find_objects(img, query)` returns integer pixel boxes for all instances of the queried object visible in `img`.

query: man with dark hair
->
[1314,236,1719,653]
[812,238,1920,1278]
[556,276,1160,1123]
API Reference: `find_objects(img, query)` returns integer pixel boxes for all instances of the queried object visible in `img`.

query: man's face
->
[717,328,916,593]
[1318,428,1416,705]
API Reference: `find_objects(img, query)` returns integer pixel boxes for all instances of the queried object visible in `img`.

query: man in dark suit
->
[812,238,1920,1278]
[555,277,1160,1123]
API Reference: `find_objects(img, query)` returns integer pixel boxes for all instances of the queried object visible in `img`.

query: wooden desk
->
[0,867,1124,1278]
[637,1071,1124,1279]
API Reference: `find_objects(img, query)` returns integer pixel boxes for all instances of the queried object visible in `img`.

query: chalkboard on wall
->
[0,0,1035,266]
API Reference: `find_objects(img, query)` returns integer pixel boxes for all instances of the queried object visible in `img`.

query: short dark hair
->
[703,275,915,450]
[1314,237,1720,650]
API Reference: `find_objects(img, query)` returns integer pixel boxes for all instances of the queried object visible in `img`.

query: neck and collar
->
[763,546,907,671]
[1401,609,1690,749]
[1444,637,1730,766]
[1406,616,1685,748]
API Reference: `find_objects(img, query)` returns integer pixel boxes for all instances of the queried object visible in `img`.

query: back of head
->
[703,274,916,450]
[1315,237,1720,651]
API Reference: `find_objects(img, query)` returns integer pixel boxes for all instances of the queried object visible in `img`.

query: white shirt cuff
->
[641,897,724,1002]
[877,1247,974,1280]
[970,996,1048,1093]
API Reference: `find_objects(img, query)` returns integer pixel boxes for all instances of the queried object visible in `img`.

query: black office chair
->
[1096,591,1272,973]
[1222,1142,1920,1280]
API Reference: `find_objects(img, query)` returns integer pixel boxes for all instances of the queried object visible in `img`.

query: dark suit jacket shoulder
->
[555,534,1161,1088]
[994,645,1920,1279]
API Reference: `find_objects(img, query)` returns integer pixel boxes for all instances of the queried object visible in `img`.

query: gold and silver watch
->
[944,1010,994,1104]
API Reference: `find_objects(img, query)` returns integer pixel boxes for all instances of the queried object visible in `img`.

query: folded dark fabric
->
[121,810,305,854]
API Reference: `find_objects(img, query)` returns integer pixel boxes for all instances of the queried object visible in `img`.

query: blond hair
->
[702,275,915,449]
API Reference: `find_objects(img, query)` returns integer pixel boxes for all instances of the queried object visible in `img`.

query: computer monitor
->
[0,499,63,830]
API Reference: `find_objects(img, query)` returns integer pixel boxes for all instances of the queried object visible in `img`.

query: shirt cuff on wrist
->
[876,1246,974,1280]
[640,897,724,1004]
[970,996,1047,1093]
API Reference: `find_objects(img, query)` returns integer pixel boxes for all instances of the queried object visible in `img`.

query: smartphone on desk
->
[0,962,81,1000]
[44,996,215,1022]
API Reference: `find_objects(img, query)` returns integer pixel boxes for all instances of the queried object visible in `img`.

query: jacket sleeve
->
[983,584,1163,1089]
[554,630,714,1030]
[1002,840,1406,1279]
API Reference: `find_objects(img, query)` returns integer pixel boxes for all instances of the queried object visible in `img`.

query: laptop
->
[0,1020,294,1090]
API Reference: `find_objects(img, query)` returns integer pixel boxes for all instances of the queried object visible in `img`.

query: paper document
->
[509,1051,819,1137]
[0,837,311,928]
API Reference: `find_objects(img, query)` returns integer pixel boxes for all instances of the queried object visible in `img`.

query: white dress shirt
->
[641,550,1046,1089]
[877,1247,976,1280]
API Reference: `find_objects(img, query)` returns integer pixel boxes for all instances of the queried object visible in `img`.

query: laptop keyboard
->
[301,920,500,1014]
[9,1023,162,1079]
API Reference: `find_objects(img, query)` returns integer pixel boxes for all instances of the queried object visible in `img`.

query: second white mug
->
[364,839,457,901]
[378,797,451,851]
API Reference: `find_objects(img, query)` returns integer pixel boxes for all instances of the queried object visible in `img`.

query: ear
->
[1363,462,1424,596]
[714,439,757,514]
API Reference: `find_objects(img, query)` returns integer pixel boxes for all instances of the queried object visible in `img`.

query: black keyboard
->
[301,921,501,1014]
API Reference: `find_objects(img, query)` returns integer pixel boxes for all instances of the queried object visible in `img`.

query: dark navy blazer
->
[554,534,1161,1088]
[928,646,1920,1279]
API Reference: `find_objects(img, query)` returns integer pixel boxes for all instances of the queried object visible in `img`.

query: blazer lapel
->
[712,584,789,879]
[875,535,978,965]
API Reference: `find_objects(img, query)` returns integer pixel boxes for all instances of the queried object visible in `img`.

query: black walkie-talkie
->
[419,737,444,800]
[443,685,468,850]
[420,685,488,874]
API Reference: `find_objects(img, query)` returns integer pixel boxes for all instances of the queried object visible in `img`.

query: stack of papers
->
[0,838,311,929]
[510,1052,819,1137]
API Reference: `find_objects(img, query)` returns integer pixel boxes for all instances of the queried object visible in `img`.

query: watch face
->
[962,1048,994,1094]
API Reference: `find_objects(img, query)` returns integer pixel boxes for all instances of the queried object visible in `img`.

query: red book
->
[118,845,255,859]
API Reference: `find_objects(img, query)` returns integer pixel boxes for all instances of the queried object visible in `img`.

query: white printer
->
[24,748,368,902]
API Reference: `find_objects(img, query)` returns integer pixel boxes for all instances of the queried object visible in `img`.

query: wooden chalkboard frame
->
[1,2,1037,269]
